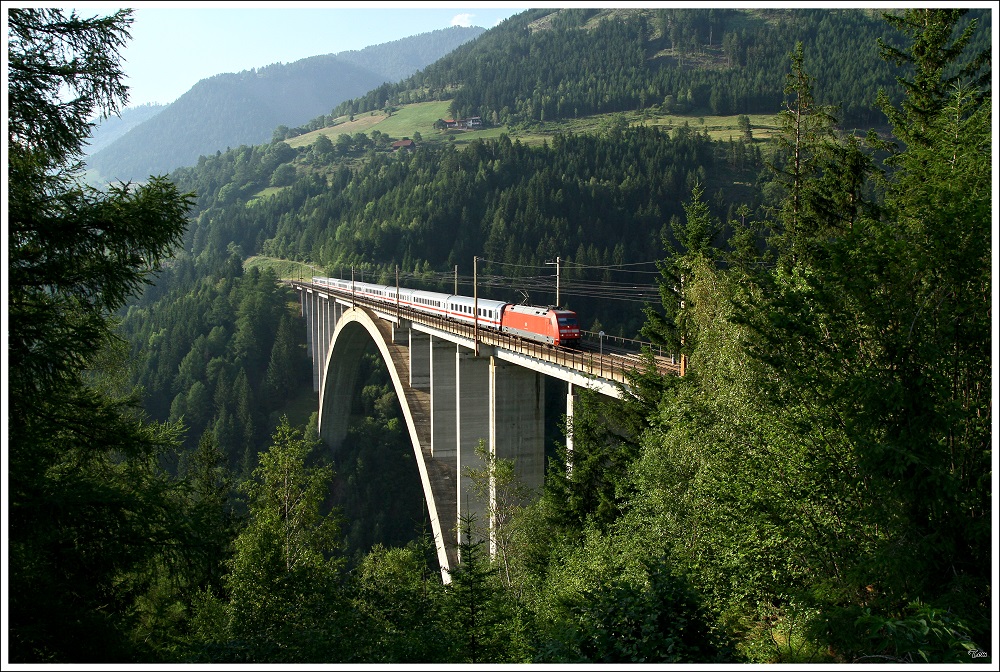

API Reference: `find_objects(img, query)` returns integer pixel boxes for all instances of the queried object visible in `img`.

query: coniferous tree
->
[193,417,350,662]
[731,8,990,658]
[8,8,195,662]
[442,516,530,663]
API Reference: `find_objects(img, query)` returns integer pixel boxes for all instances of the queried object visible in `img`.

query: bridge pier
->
[566,382,579,476]
[391,318,410,345]
[304,290,318,391]
[409,330,430,390]
[318,296,330,392]
[332,297,346,324]
[489,358,545,555]
[456,347,491,545]
[490,358,545,497]
[430,338,456,461]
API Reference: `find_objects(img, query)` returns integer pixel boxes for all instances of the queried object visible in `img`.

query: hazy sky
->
[55,2,533,108]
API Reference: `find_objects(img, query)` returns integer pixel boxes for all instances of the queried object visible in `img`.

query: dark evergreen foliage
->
[8,8,197,662]
[331,8,988,129]
[165,124,755,339]
[10,5,991,665]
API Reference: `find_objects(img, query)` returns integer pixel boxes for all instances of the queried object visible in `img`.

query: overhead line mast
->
[545,256,561,307]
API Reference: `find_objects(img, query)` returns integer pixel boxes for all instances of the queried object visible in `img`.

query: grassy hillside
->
[244,255,319,280]
[287,99,782,151]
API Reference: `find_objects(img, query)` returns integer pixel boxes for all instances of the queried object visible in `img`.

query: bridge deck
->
[294,280,681,388]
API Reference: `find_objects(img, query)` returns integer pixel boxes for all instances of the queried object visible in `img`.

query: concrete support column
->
[308,291,320,392]
[409,330,431,390]
[302,290,313,359]
[318,296,329,385]
[430,338,456,460]
[391,318,410,345]
[566,382,578,478]
[490,358,546,495]
[324,298,334,358]
[456,348,490,545]
[490,358,545,556]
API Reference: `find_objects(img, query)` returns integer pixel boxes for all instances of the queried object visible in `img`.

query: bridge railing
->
[294,281,681,382]
[580,330,672,359]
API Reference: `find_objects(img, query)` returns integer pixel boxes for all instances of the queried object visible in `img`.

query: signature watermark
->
[968,649,988,659]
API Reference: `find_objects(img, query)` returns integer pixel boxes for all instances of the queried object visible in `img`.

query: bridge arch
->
[295,281,679,581]
[318,305,455,578]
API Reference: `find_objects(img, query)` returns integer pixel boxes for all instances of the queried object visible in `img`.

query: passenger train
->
[312,276,581,347]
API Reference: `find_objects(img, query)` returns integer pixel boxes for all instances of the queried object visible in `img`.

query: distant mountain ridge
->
[86,25,485,183]
[85,103,166,157]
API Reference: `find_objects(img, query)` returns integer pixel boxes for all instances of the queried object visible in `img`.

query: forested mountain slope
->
[169,123,758,337]
[110,7,989,664]
[332,7,989,128]
[85,26,484,182]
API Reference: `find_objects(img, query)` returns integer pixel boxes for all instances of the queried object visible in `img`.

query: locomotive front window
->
[557,316,578,326]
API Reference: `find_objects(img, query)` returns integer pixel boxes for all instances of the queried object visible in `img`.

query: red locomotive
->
[313,276,581,348]
[500,303,580,347]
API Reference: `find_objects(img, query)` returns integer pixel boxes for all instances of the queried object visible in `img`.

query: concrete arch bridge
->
[291,279,681,581]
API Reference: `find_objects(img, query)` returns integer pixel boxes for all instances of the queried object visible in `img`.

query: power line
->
[345,265,666,306]
[562,259,664,275]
